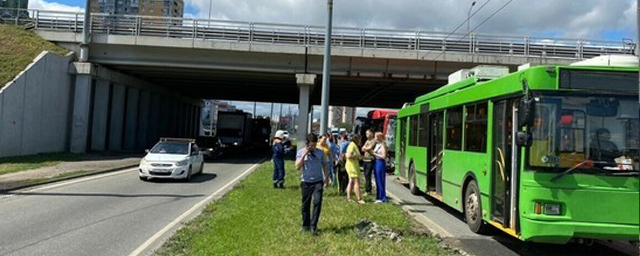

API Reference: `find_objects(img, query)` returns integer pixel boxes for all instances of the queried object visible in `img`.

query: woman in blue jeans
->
[372,132,389,203]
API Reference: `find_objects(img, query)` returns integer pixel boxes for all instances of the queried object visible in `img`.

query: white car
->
[138,138,205,181]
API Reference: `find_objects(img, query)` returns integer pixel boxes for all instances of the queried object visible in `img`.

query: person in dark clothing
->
[272,130,286,189]
[296,133,328,235]
[590,128,620,162]
[336,133,350,195]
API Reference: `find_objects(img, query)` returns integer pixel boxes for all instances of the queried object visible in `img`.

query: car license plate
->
[153,169,170,173]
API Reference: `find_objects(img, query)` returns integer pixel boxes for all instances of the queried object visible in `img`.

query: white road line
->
[0,168,136,200]
[386,189,454,238]
[127,159,265,256]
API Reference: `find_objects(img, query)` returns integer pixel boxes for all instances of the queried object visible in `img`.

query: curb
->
[386,177,474,256]
[0,164,139,193]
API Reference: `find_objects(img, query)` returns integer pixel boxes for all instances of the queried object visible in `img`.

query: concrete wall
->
[0,51,202,158]
[0,52,74,158]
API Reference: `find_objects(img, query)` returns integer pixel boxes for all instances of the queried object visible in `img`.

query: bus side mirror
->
[516,131,532,147]
[518,97,535,128]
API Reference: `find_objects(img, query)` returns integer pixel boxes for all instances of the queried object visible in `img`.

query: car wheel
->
[409,163,420,195]
[185,166,192,181]
[464,180,487,234]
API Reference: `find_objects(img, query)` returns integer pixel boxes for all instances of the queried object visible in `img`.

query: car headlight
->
[141,158,148,165]
[175,159,189,166]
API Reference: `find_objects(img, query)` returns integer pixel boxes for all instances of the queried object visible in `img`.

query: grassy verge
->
[155,160,456,256]
[0,24,68,88]
[0,153,81,176]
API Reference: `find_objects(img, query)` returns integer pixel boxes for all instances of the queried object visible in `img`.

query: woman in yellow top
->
[346,134,365,204]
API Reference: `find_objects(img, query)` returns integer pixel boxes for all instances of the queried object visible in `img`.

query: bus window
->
[465,103,488,152]
[446,106,463,150]
[409,115,419,146]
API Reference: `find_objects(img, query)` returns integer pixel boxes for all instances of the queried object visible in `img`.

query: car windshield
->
[150,142,190,155]
[528,94,639,172]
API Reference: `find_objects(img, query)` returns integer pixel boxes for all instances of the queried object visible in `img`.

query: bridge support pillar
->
[296,74,316,150]
[136,90,151,149]
[90,79,110,151]
[70,73,94,153]
[108,83,126,151]
[123,87,140,150]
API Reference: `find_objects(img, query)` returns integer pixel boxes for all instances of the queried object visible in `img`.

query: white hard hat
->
[275,130,285,139]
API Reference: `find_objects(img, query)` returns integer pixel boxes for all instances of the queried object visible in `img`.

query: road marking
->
[0,168,136,200]
[386,188,454,238]
[127,158,265,256]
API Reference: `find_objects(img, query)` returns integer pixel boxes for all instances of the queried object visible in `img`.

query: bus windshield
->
[528,94,639,172]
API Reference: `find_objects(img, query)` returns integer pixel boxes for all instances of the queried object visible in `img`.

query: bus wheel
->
[409,163,419,195]
[464,180,486,233]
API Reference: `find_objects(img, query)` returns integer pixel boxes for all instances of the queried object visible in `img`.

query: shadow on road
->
[148,173,218,184]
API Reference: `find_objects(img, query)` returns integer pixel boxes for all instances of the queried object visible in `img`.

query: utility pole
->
[253,102,257,117]
[319,0,333,135]
[278,103,283,129]
[270,103,274,120]
[80,0,91,62]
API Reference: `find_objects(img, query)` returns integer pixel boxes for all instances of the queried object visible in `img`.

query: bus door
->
[491,99,519,229]
[399,117,407,177]
[428,111,444,196]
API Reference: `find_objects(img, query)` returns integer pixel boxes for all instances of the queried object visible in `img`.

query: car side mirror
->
[145,149,150,153]
[516,131,532,147]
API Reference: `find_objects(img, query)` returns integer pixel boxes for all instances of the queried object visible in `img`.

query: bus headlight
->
[544,203,562,215]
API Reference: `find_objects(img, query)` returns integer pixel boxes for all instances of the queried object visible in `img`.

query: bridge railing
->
[1,8,636,60]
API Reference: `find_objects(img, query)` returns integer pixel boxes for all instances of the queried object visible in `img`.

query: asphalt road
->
[386,176,639,256]
[0,156,264,256]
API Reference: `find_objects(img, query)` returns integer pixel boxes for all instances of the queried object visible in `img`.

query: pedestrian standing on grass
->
[361,129,378,197]
[346,134,365,204]
[272,130,286,189]
[372,132,389,203]
[296,133,329,235]
[319,135,335,186]
[328,133,339,186]
[336,133,350,195]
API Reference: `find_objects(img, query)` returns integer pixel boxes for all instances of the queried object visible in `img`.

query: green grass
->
[0,24,68,88]
[0,153,81,176]
[155,160,456,256]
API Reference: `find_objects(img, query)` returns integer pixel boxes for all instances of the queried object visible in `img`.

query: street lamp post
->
[467,1,476,34]
[319,0,334,135]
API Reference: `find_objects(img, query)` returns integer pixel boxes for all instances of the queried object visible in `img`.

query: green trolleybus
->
[395,56,639,244]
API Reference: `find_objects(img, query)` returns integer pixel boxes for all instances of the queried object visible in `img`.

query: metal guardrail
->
[1,8,636,60]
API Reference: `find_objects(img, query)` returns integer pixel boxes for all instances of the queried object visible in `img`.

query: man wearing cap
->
[272,130,286,189]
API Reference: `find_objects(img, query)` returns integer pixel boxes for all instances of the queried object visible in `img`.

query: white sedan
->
[138,138,205,181]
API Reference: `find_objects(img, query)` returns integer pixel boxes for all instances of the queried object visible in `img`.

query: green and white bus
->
[395,56,639,244]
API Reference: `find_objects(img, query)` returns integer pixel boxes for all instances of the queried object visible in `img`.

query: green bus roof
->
[410,64,638,108]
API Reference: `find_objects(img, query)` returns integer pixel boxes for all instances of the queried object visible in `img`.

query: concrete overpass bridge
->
[0,8,636,155]
[3,9,635,107]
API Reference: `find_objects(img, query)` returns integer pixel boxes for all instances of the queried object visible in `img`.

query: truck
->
[250,117,272,150]
[216,110,253,150]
